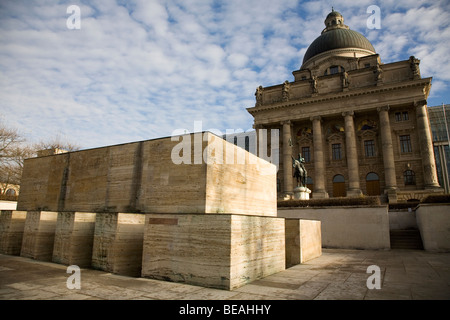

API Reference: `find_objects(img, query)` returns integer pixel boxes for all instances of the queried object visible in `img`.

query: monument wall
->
[17,132,276,216]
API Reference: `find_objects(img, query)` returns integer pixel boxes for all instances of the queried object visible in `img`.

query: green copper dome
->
[301,9,376,67]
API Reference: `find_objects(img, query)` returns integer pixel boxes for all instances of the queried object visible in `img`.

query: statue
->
[342,71,349,88]
[255,86,263,106]
[409,56,421,79]
[282,80,290,101]
[374,64,383,82]
[311,76,318,93]
[292,153,307,188]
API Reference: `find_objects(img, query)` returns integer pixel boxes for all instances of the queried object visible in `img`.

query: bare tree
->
[0,122,33,195]
[33,133,81,154]
[0,121,80,196]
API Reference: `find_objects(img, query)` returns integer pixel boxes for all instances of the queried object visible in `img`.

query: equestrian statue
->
[292,153,307,188]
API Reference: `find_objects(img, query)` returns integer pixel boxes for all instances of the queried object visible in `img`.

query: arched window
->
[5,189,16,196]
[306,176,313,190]
[404,170,416,185]
[366,172,380,196]
[366,172,379,181]
[332,174,346,197]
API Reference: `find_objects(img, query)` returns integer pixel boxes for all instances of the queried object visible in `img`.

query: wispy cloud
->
[0,0,449,150]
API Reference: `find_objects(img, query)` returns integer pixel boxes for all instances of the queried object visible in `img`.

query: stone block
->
[91,213,145,276]
[416,204,450,252]
[20,211,58,261]
[52,212,96,267]
[0,210,27,255]
[285,219,322,267]
[17,133,277,217]
[279,206,390,249]
[141,213,285,290]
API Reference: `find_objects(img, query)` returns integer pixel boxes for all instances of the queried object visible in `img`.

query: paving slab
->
[0,249,449,301]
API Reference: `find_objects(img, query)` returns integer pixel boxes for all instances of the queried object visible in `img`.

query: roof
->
[302,28,376,66]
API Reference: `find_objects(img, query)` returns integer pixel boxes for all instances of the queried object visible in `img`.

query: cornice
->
[246,78,432,115]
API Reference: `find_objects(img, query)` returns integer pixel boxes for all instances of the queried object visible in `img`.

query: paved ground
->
[0,249,449,301]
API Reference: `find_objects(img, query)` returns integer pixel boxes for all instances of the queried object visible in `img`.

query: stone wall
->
[17,133,276,216]
[285,219,321,267]
[278,206,390,249]
[20,211,58,261]
[141,213,286,290]
[416,203,450,252]
[0,210,26,255]
[91,213,145,277]
[52,212,96,267]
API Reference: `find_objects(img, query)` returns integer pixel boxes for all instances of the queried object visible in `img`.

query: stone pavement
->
[0,249,449,301]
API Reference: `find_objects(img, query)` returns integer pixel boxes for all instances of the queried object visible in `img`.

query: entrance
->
[366,172,380,196]
[332,174,346,197]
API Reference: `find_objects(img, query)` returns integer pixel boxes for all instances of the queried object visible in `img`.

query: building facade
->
[429,104,450,193]
[247,9,443,202]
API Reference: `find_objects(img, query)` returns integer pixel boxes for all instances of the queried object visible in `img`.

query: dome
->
[301,10,376,68]
[325,9,343,19]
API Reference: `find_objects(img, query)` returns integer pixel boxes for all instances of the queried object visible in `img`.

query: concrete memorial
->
[0,132,321,290]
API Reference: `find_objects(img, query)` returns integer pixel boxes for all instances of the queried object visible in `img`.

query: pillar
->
[377,106,397,192]
[282,121,293,196]
[415,101,441,189]
[311,116,328,198]
[254,123,262,157]
[342,111,362,196]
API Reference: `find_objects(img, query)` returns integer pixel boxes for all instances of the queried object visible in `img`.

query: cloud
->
[0,0,449,150]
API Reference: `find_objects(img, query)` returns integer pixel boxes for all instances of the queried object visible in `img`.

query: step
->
[390,230,424,250]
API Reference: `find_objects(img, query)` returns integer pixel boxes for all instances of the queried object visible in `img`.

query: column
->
[311,116,328,198]
[377,106,397,191]
[282,121,293,196]
[342,111,362,196]
[415,101,441,189]
[253,123,262,157]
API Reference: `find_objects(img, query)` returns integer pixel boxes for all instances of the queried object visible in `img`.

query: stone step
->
[390,230,423,250]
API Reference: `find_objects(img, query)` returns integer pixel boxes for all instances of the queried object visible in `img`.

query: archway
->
[366,172,380,196]
[306,176,313,190]
[332,174,346,197]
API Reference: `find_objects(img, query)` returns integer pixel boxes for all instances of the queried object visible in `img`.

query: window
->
[5,189,16,196]
[366,172,379,181]
[302,146,311,163]
[301,76,307,80]
[330,66,339,74]
[399,135,412,153]
[364,140,375,157]
[404,170,416,185]
[332,143,342,160]
[324,65,345,75]
[364,63,370,68]
[395,111,409,121]
[366,173,380,196]
[245,136,249,151]
[233,136,237,146]
[333,174,345,183]
[306,176,313,190]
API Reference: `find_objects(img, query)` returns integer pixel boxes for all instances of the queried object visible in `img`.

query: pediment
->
[327,132,344,142]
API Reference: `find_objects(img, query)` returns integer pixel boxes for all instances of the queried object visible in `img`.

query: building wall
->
[249,56,441,200]
[428,104,450,193]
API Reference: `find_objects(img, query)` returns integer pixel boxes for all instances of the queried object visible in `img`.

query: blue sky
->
[1,0,449,150]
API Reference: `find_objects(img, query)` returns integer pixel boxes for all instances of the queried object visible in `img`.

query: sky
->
[1,0,450,150]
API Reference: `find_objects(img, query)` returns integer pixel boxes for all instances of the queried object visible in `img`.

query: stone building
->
[429,104,450,193]
[247,9,443,202]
